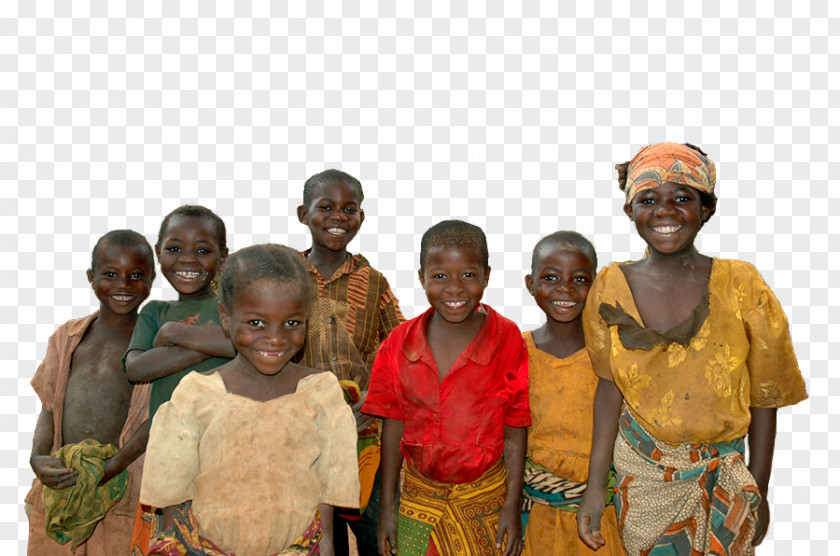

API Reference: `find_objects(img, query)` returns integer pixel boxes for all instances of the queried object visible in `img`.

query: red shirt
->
[362,305,530,483]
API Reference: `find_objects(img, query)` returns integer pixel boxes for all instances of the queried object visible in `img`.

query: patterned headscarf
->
[621,143,716,202]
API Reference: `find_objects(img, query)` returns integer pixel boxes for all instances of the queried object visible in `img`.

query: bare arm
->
[747,407,777,546]
[378,418,404,555]
[578,378,624,551]
[100,419,150,485]
[30,409,78,489]
[497,425,526,556]
[153,322,235,358]
[124,347,210,383]
[318,504,335,556]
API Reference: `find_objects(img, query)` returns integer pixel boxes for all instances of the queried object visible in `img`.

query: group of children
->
[26,143,807,556]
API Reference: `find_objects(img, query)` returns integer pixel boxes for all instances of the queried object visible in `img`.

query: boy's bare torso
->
[62,319,134,447]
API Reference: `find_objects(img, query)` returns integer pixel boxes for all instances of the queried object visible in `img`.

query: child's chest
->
[623,268,709,332]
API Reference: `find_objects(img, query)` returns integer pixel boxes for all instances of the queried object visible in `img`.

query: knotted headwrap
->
[620,143,716,202]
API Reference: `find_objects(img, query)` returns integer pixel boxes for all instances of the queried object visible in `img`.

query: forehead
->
[424,245,484,268]
[162,214,220,241]
[94,243,154,270]
[310,179,362,204]
[233,278,308,309]
[534,248,593,273]
[635,182,701,198]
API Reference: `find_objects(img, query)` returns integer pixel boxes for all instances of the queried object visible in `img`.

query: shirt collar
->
[67,312,99,337]
[401,304,499,366]
[300,250,369,283]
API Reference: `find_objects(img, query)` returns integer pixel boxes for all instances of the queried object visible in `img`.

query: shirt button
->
[331,356,338,361]
[326,317,333,323]
[324,283,330,289]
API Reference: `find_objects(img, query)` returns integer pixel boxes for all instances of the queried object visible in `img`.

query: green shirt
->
[124,297,229,423]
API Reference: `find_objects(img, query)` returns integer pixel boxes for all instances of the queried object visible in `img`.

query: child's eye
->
[462,272,475,279]
[197,248,211,255]
[344,207,357,214]
[247,319,265,327]
[542,274,557,282]
[573,275,590,284]
[432,273,446,280]
[104,271,117,278]
[318,205,332,211]
[166,246,181,252]
[285,320,302,328]
[131,272,145,279]
[675,195,691,203]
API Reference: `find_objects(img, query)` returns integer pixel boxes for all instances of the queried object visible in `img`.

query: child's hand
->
[153,322,185,348]
[495,503,522,556]
[351,399,375,433]
[98,454,127,486]
[753,495,770,545]
[377,505,398,555]
[31,455,78,490]
[577,485,607,551]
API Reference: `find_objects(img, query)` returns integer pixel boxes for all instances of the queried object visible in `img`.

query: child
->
[363,220,530,556]
[123,205,235,551]
[296,170,405,555]
[521,231,622,555]
[26,230,156,555]
[577,143,808,555]
[139,244,360,555]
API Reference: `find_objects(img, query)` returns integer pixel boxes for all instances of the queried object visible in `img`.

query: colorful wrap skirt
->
[614,407,761,555]
[398,459,507,556]
[146,501,321,556]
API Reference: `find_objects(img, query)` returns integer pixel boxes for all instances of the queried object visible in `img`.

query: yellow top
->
[584,259,807,445]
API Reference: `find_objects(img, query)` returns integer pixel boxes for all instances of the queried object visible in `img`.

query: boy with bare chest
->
[26,230,156,555]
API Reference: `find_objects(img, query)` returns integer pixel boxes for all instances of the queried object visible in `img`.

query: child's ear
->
[359,208,365,226]
[219,247,229,265]
[296,205,308,224]
[218,301,231,338]
[86,269,94,284]
[417,268,425,288]
[524,274,534,295]
[623,203,634,220]
[484,266,491,286]
[154,243,161,261]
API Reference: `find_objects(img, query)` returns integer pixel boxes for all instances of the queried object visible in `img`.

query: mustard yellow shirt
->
[584,259,807,445]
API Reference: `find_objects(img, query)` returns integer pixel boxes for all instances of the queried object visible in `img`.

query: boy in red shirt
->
[363,220,530,556]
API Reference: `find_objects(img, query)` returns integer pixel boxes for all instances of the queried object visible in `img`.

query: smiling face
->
[419,246,490,325]
[526,249,593,325]
[155,215,228,301]
[219,278,307,377]
[87,243,155,318]
[624,182,711,257]
[297,180,365,253]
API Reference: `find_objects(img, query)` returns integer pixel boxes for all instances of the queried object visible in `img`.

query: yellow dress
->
[583,258,807,445]
[522,332,623,556]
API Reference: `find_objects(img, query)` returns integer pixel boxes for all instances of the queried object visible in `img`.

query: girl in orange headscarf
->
[577,143,807,555]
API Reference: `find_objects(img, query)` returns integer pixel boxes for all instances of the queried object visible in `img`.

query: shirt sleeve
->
[377,275,406,342]
[30,323,66,412]
[123,302,161,369]
[503,334,531,428]
[741,266,808,408]
[139,377,201,508]
[312,374,361,508]
[583,267,614,381]
[361,333,404,420]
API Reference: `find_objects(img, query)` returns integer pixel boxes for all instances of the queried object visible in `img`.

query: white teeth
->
[443,301,466,308]
[652,225,681,234]
[326,228,347,236]
[552,300,577,307]
[258,350,286,357]
[175,271,200,279]
[112,295,134,302]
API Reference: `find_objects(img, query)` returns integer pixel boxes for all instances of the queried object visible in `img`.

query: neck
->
[96,308,139,329]
[542,318,585,344]
[642,245,706,270]
[308,244,348,279]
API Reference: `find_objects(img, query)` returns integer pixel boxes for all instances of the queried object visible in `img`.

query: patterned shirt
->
[295,250,404,390]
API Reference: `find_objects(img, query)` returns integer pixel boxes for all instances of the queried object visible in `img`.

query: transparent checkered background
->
[1,1,838,553]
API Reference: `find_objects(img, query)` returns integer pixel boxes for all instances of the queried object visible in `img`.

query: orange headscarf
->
[622,143,716,202]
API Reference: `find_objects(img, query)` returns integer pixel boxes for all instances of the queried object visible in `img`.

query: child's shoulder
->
[52,312,98,338]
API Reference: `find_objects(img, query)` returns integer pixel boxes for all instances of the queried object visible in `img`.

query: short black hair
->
[419,220,489,270]
[91,229,155,271]
[219,244,310,310]
[302,169,364,208]
[157,205,227,251]
[616,142,717,223]
[531,231,597,275]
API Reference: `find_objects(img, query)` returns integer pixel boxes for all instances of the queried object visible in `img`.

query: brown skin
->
[377,417,404,555]
[579,183,777,548]
[30,244,154,489]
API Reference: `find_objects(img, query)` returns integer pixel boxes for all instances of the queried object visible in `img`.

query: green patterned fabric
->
[42,439,128,549]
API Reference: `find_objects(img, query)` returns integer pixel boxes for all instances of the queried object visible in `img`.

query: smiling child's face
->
[155,215,228,301]
[419,246,490,325]
[87,243,155,318]
[526,249,593,325]
[624,181,711,258]
[219,278,307,377]
[298,180,365,253]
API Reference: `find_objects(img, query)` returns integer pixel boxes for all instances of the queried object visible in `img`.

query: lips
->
[551,300,577,308]
[110,294,136,303]
[174,270,201,279]
[257,350,288,358]
[325,227,347,237]
[442,300,467,310]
